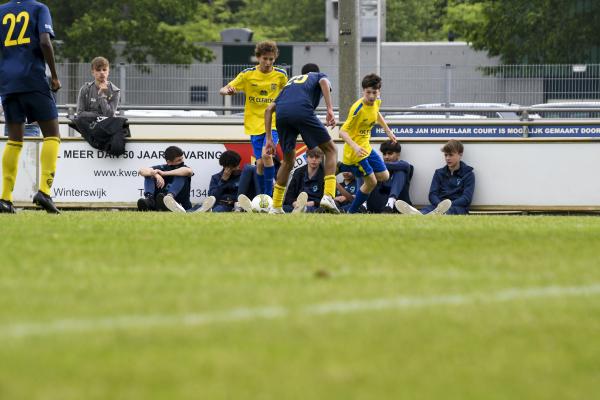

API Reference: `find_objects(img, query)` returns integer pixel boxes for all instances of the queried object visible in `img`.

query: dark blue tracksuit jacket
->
[424,161,475,215]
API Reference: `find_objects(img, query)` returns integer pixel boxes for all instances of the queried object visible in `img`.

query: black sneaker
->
[0,199,16,214]
[155,193,168,211]
[32,191,60,214]
[381,206,395,214]
[137,196,156,211]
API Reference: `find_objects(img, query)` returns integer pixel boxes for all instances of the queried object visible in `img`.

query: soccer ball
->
[251,194,273,213]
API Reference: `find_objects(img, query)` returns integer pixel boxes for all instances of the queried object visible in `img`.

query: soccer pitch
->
[1,212,599,399]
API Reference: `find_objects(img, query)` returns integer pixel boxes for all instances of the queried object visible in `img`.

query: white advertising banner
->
[1,139,599,207]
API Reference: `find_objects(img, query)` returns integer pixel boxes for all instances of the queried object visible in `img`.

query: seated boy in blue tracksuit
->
[395,139,475,215]
[366,140,413,213]
[205,150,264,212]
[283,147,325,213]
[335,169,360,213]
[137,146,194,212]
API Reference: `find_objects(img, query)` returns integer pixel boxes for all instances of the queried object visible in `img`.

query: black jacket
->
[70,116,130,156]
[284,164,325,207]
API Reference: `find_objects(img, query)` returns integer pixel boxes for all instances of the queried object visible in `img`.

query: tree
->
[45,0,213,63]
[387,0,448,41]
[444,0,600,64]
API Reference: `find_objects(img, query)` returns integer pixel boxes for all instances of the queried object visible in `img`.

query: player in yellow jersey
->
[219,41,287,197]
[338,73,397,213]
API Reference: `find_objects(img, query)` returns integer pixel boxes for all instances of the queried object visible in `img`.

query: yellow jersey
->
[228,66,288,135]
[341,98,381,164]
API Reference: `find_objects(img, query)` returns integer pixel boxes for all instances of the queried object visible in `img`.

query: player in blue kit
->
[264,63,339,213]
[0,0,61,214]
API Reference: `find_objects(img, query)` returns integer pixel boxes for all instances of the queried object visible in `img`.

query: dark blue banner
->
[372,125,600,138]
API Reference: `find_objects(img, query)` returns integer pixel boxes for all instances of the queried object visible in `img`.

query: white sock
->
[386,198,396,208]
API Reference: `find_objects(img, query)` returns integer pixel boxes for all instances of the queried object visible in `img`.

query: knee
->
[377,171,390,182]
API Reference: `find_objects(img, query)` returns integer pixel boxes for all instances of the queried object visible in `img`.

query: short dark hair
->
[362,73,382,90]
[164,146,184,162]
[380,140,401,154]
[306,147,324,159]
[301,63,320,74]
[219,150,241,168]
[441,139,464,154]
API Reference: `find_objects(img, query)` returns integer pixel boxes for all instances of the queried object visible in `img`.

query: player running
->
[338,73,397,213]
[264,63,339,214]
[219,40,287,198]
[0,0,62,214]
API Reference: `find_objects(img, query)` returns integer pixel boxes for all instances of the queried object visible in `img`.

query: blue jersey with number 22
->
[0,0,55,96]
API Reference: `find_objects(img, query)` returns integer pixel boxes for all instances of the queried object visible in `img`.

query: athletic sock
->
[1,140,23,202]
[40,137,60,195]
[257,173,265,194]
[263,165,275,196]
[272,183,286,208]
[348,189,370,214]
[324,174,336,198]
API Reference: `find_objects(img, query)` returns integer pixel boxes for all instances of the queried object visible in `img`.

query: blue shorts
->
[276,113,331,153]
[1,91,58,123]
[250,130,279,158]
[340,150,387,177]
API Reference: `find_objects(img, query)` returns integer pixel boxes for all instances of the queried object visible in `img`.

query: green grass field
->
[1,212,599,399]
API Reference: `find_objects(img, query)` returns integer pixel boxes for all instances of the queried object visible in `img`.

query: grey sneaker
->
[429,199,452,215]
[395,200,422,215]
[163,193,186,213]
[268,207,285,214]
[319,195,340,214]
[237,194,253,212]
[292,191,308,214]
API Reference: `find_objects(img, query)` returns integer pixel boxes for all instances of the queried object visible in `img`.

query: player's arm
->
[336,182,355,202]
[377,112,397,143]
[264,102,277,155]
[157,166,194,177]
[319,78,336,127]
[339,129,368,158]
[39,33,61,92]
[219,84,236,95]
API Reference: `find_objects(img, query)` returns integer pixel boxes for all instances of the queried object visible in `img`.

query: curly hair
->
[255,41,279,57]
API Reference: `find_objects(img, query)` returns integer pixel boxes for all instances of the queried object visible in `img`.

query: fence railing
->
[54,63,600,108]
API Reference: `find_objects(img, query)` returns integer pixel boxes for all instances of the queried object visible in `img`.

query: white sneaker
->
[193,195,216,213]
[319,195,340,214]
[292,192,308,214]
[163,193,186,213]
[429,199,452,215]
[268,207,285,214]
[395,199,422,215]
[237,194,253,212]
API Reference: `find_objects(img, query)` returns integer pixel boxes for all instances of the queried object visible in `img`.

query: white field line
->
[2,284,600,340]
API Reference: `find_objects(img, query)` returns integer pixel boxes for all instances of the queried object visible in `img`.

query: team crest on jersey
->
[271,84,277,91]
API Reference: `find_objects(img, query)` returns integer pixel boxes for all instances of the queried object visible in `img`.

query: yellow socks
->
[1,140,23,202]
[272,183,286,208]
[40,137,60,195]
[324,175,336,198]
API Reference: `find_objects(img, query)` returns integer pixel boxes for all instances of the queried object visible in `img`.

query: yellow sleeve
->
[229,71,246,92]
[341,102,361,133]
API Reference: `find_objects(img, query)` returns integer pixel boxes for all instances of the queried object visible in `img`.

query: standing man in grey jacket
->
[76,56,120,117]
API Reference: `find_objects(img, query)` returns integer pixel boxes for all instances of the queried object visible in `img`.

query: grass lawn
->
[1,212,599,399]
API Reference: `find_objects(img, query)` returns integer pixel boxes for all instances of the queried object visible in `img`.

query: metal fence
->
[55,63,600,109]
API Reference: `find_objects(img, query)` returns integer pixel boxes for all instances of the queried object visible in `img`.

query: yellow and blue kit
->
[340,98,386,176]
[228,66,288,136]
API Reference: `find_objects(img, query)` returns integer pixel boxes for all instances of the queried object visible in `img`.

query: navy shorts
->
[250,130,279,158]
[1,91,58,123]
[340,150,387,177]
[276,113,332,153]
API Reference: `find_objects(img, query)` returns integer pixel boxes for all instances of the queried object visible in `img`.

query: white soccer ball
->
[251,194,273,213]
